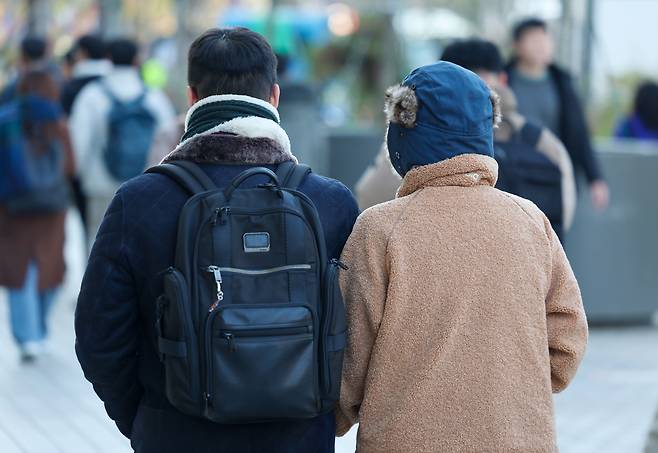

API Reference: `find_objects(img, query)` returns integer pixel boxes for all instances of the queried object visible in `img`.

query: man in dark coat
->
[506,17,610,211]
[74,28,359,453]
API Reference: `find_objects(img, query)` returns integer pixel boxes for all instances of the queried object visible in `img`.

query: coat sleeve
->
[75,190,142,438]
[335,209,390,436]
[536,128,577,231]
[561,76,603,183]
[544,216,588,393]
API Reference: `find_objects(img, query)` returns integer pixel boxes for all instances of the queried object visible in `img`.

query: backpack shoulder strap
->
[519,122,543,148]
[145,161,216,196]
[276,161,312,190]
[98,81,118,104]
[171,160,217,191]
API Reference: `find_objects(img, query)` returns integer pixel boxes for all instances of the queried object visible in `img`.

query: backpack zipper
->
[219,264,311,275]
[220,325,312,353]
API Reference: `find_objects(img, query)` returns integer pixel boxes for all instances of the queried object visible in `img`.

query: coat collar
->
[175,95,291,155]
[162,95,296,165]
[161,132,297,166]
[397,153,498,197]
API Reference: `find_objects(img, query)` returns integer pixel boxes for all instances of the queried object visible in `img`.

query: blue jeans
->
[7,263,57,345]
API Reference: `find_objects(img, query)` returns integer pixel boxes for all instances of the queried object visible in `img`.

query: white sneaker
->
[20,341,44,363]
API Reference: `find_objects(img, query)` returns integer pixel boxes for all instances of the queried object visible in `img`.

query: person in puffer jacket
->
[336,61,588,453]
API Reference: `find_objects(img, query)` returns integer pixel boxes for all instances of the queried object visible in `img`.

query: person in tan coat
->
[356,39,577,238]
[336,61,588,452]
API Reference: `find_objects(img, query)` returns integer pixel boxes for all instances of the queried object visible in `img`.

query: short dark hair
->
[76,34,105,60]
[188,28,278,100]
[635,81,658,131]
[107,38,138,66]
[441,39,503,74]
[21,36,47,61]
[512,17,548,42]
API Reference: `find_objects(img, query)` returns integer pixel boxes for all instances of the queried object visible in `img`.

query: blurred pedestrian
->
[646,410,658,452]
[442,38,576,238]
[354,143,401,210]
[69,37,175,246]
[75,27,358,452]
[615,81,658,141]
[1,36,60,105]
[506,17,609,211]
[146,113,184,168]
[60,34,111,240]
[336,62,588,452]
[60,34,111,116]
[0,69,74,362]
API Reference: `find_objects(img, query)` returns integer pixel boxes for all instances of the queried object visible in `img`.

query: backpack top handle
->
[224,167,280,201]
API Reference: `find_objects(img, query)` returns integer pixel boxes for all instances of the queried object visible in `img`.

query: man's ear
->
[498,72,508,86]
[187,86,199,106]
[270,83,280,109]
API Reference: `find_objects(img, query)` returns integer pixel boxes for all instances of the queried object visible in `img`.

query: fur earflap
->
[490,88,502,128]
[384,84,418,128]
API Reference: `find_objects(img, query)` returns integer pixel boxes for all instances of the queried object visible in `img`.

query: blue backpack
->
[0,97,69,214]
[102,84,157,181]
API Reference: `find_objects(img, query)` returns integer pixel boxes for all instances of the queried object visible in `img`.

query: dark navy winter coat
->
[75,133,360,453]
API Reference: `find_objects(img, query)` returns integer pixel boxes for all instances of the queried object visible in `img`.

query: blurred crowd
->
[1,10,658,453]
[0,15,656,367]
[0,33,177,360]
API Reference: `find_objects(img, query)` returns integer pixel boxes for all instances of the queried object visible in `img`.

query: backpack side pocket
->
[159,267,201,416]
[320,259,348,409]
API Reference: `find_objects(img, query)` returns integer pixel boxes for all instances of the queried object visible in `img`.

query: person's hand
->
[589,180,610,211]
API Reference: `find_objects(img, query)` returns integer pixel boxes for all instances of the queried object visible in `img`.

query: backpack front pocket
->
[205,305,319,423]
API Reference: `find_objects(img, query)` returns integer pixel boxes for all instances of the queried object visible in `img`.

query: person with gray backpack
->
[69,38,175,246]
[75,28,359,453]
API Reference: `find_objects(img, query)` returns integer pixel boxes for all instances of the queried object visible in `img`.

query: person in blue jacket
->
[74,27,359,453]
[615,81,658,141]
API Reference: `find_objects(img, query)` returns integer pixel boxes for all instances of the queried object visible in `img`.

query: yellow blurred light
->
[327,3,359,37]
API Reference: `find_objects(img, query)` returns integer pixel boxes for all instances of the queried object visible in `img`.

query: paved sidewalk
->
[2,291,656,453]
[0,214,656,452]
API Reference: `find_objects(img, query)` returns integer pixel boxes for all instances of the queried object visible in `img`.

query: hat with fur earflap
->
[385,61,501,177]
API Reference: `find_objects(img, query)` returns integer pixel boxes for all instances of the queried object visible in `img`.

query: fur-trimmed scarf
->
[161,94,297,165]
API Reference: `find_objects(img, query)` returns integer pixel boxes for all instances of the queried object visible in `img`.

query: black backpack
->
[495,121,563,236]
[145,160,347,424]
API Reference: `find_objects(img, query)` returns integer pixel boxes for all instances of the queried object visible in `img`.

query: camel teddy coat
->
[336,153,587,453]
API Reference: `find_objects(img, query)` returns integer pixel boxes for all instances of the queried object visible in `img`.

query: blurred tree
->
[26,0,50,35]
[99,0,123,37]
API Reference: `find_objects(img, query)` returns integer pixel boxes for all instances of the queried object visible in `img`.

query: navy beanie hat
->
[385,61,501,177]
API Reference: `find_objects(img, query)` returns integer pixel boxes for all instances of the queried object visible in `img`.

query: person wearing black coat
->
[506,17,609,211]
[74,28,359,453]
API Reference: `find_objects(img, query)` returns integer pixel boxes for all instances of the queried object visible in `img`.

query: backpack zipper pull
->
[219,207,231,225]
[212,207,231,226]
[223,332,236,352]
[331,258,349,270]
[206,266,224,311]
